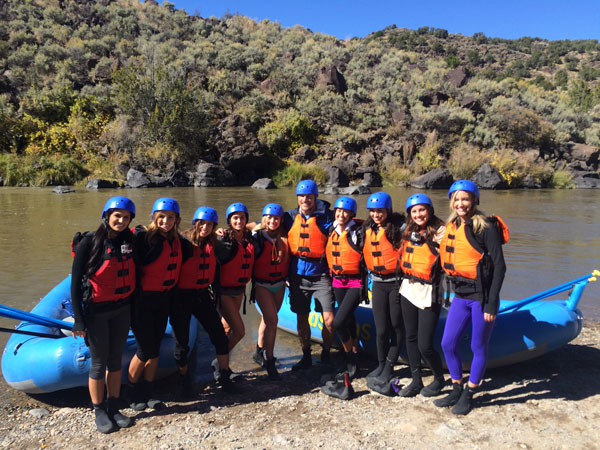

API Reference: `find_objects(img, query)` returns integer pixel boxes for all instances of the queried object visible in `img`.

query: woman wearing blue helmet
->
[391,193,446,398]
[435,180,506,415]
[172,207,236,393]
[325,196,363,378]
[362,191,405,395]
[71,196,136,433]
[251,203,289,380]
[216,203,254,365]
[127,197,182,411]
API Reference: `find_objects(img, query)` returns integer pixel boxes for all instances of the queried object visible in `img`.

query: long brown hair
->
[362,210,405,249]
[182,220,217,247]
[403,205,445,240]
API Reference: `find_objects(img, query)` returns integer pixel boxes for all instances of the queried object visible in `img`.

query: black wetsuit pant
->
[400,295,443,377]
[131,291,171,362]
[371,281,404,364]
[170,289,229,368]
[332,287,360,343]
[86,302,131,380]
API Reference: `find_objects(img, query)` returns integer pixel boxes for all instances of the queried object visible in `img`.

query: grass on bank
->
[0,153,88,186]
[272,159,328,187]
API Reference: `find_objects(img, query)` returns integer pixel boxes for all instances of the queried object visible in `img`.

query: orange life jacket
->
[177,242,216,290]
[439,220,482,281]
[253,235,290,283]
[140,237,182,292]
[89,240,136,303]
[363,227,399,276]
[399,233,439,284]
[326,223,362,277]
[219,240,255,287]
[288,214,328,260]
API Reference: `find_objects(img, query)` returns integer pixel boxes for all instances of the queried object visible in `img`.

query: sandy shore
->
[1,322,599,449]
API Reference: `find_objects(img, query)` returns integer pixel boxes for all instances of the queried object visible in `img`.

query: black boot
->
[292,347,312,371]
[320,347,331,365]
[375,358,394,383]
[106,397,132,429]
[127,381,147,411]
[398,368,424,398]
[345,351,358,379]
[265,357,280,380]
[420,376,446,397]
[452,385,476,415]
[93,401,117,434]
[145,381,165,411]
[252,345,266,368]
[366,361,385,379]
[219,368,240,394]
[434,383,463,407]
[179,371,195,397]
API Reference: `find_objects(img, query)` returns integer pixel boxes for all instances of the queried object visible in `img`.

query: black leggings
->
[170,289,229,368]
[86,303,131,380]
[332,287,360,343]
[131,291,171,362]
[371,281,404,364]
[400,295,443,377]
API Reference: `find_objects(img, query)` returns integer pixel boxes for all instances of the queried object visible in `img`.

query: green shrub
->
[448,142,487,180]
[549,169,574,189]
[380,155,414,186]
[258,109,319,156]
[272,159,327,186]
[414,131,443,174]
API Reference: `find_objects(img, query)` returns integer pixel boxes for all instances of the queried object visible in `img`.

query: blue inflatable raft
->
[1,276,197,393]
[272,272,598,369]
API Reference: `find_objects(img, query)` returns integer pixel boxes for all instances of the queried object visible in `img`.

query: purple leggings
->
[441,296,494,385]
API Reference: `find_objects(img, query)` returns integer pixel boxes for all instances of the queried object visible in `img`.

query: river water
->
[1,186,599,389]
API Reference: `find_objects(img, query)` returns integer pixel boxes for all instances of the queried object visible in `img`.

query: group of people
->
[70,178,506,433]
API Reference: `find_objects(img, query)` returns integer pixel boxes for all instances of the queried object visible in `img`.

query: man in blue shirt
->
[284,180,335,369]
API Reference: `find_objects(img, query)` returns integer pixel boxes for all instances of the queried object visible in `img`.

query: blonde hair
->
[252,215,287,239]
[146,211,181,244]
[447,191,489,233]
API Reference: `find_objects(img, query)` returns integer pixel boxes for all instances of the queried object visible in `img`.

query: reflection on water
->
[1,187,599,387]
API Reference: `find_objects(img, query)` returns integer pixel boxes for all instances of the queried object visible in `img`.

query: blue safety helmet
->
[192,206,218,225]
[448,179,480,204]
[334,196,357,214]
[366,192,392,210]
[405,193,434,214]
[152,197,180,215]
[101,196,136,219]
[296,179,319,196]
[226,202,249,223]
[262,203,284,217]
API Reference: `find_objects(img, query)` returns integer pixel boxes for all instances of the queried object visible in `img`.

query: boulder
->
[252,178,277,189]
[52,186,75,194]
[316,66,347,94]
[169,170,191,187]
[214,114,270,184]
[292,146,317,163]
[518,175,542,189]
[326,166,350,187]
[322,185,371,196]
[567,143,599,169]
[193,162,236,187]
[419,92,450,107]
[472,163,509,189]
[148,174,169,188]
[410,169,454,189]
[0,176,4,187]
[126,169,152,188]
[86,179,118,190]
[361,172,383,187]
[446,66,469,87]
[459,96,483,114]
[572,172,600,189]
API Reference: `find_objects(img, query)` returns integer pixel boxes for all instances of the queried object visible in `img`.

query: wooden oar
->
[498,270,599,314]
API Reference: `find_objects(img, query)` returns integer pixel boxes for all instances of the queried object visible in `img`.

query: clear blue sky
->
[167,0,600,41]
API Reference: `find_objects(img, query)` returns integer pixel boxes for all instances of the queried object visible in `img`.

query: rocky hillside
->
[0,0,599,188]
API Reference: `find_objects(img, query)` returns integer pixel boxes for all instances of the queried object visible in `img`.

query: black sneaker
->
[320,348,331,365]
[93,403,117,434]
[265,357,280,380]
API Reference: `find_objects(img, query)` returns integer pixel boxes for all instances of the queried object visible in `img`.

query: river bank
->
[1,321,599,449]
